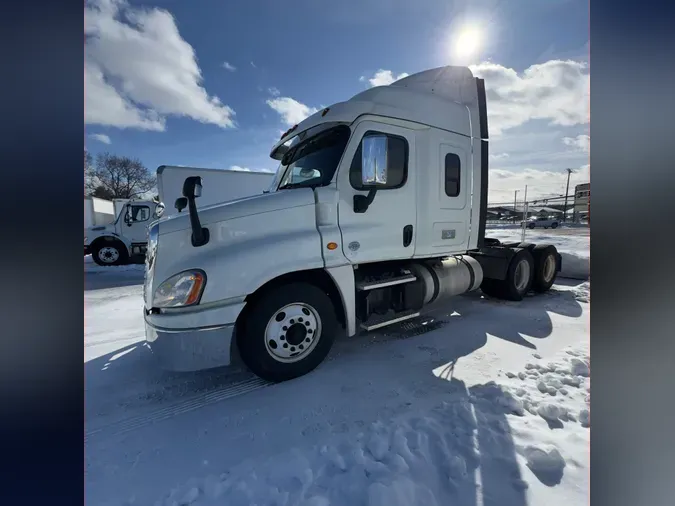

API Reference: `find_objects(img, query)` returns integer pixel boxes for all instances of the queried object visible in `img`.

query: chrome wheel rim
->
[264,303,322,363]
[543,254,556,282]
[98,246,120,264]
[514,259,531,292]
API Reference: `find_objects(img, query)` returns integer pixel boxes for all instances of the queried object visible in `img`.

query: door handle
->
[403,225,413,247]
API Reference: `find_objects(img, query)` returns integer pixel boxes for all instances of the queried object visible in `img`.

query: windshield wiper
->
[279,180,321,190]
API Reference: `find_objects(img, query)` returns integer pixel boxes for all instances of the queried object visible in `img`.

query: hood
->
[158,188,317,235]
[85,224,114,233]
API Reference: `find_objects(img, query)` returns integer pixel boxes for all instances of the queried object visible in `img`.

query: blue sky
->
[84,0,589,203]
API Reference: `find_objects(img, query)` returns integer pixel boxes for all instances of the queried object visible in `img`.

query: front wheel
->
[528,223,536,229]
[91,240,129,266]
[551,222,559,229]
[239,283,338,382]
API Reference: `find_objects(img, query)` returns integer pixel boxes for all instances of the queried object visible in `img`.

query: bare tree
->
[86,152,155,199]
[84,150,94,196]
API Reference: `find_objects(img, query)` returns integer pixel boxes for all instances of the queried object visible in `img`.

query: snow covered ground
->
[84,228,590,506]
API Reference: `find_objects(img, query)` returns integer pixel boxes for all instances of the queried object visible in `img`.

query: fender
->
[325,265,356,337]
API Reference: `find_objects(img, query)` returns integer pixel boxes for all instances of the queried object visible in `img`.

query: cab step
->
[360,310,421,331]
[356,273,417,291]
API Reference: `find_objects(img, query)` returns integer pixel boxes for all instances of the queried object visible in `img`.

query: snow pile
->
[485,229,590,280]
[144,348,589,506]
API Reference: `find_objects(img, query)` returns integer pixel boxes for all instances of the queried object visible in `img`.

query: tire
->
[480,248,535,301]
[528,223,536,229]
[551,222,559,229]
[91,240,129,266]
[479,278,502,298]
[531,245,558,293]
[239,282,338,382]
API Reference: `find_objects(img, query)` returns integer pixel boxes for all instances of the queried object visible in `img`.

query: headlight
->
[153,270,206,308]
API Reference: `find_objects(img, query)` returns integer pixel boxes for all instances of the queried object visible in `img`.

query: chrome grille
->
[144,222,159,305]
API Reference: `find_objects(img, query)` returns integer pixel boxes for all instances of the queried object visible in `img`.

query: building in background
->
[573,182,590,222]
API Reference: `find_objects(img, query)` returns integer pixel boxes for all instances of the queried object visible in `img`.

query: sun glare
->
[453,26,482,61]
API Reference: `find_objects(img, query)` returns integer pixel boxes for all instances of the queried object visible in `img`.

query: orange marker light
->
[327,242,338,250]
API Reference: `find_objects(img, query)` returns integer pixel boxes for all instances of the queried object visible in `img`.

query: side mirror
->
[182,176,203,199]
[175,197,188,213]
[124,204,132,225]
[354,135,388,214]
[154,202,165,218]
[361,135,388,187]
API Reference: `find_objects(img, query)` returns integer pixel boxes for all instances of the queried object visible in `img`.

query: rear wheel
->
[480,248,535,301]
[531,245,558,293]
[91,240,128,266]
[551,222,559,229]
[528,223,536,229]
[239,283,338,382]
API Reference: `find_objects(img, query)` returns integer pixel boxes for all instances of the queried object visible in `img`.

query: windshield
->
[275,125,351,190]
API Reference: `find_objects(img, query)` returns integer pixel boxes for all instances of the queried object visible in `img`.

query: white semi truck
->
[85,167,274,266]
[143,66,562,382]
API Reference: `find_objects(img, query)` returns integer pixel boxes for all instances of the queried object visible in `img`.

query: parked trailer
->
[143,65,563,382]
[85,167,275,266]
[157,166,275,216]
[84,196,115,229]
[84,197,115,254]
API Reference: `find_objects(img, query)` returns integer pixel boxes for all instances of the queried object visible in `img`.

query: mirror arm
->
[353,187,378,214]
[187,197,209,247]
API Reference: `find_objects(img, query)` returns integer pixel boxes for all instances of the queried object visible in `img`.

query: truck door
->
[336,120,417,263]
[123,204,152,243]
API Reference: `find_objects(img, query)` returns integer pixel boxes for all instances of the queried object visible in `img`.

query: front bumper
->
[144,299,246,372]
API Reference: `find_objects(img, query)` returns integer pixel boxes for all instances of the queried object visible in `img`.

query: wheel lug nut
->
[290,319,295,324]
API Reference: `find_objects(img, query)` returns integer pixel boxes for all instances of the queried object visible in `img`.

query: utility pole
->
[562,168,573,223]
[513,190,519,224]
[521,185,528,241]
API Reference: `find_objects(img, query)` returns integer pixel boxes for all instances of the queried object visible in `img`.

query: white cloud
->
[266,97,319,126]
[470,60,589,135]
[268,87,281,97]
[562,134,590,153]
[360,69,409,87]
[490,152,509,161]
[89,133,111,144]
[250,61,257,68]
[85,0,235,131]
[222,61,236,72]
[85,63,165,131]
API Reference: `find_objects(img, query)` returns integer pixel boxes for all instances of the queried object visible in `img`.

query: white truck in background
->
[85,167,274,266]
[143,65,563,382]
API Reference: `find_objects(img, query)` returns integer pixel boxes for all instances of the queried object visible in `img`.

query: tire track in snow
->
[85,377,270,442]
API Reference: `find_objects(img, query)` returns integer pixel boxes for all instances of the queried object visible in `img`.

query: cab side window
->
[349,132,408,190]
[127,205,150,223]
[444,153,461,197]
